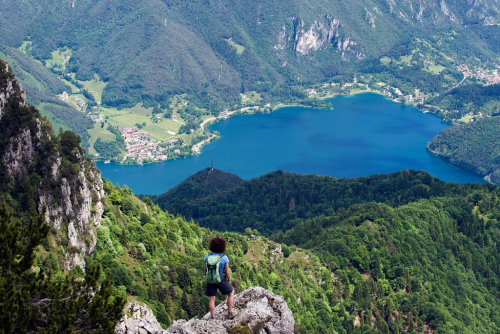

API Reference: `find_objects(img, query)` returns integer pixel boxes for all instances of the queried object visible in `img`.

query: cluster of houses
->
[58,91,69,101]
[119,126,168,161]
[457,64,500,86]
[87,113,103,122]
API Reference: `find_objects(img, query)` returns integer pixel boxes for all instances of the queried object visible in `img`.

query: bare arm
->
[224,263,230,282]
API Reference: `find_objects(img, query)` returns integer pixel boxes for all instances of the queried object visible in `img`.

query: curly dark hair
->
[209,237,226,253]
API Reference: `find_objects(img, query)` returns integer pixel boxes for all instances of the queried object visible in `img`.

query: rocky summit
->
[165,287,294,334]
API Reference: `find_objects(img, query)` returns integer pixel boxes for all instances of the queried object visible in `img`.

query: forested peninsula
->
[428,117,500,184]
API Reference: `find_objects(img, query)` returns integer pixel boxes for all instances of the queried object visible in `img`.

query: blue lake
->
[97,93,485,195]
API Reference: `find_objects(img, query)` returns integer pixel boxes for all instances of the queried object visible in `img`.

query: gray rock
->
[116,301,167,334]
[166,287,294,334]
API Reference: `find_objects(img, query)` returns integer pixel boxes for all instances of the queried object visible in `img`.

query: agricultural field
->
[46,48,72,68]
[87,122,118,156]
[241,91,262,104]
[104,104,181,141]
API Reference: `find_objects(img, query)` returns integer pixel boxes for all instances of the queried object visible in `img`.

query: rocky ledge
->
[166,287,294,334]
[116,287,294,334]
[115,301,165,334]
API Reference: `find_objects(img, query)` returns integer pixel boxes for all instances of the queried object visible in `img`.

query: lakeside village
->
[306,64,500,123]
[119,126,169,162]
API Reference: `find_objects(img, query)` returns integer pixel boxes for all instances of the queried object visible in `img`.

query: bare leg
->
[227,290,234,313]
[209,296,216,317]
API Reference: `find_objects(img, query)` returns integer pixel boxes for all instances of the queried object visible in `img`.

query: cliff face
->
[0,60,104,271]
[273,16,365,61]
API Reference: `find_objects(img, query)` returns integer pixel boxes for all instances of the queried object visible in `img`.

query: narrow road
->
[200,117,216,130]
[192,135,216,153]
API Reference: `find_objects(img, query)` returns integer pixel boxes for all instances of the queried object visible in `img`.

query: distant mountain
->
[428,117,500,184]
[1,0,500,109]
[149,167,243,209]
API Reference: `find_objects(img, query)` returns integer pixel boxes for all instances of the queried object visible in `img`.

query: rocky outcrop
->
[275,16,365,61]
[115,301,166,334]
[0,63,26,120]
[0,59,104,272]
[166,287,294,334]
[115,288,294,334]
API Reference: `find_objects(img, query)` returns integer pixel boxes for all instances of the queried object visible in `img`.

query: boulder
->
[116,301,166,334]
[166,287,294,334]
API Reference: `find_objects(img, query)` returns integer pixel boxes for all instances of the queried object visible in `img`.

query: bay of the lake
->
[97,93,485,195]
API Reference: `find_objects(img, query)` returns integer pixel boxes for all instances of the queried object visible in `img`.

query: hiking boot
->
[227,309,239,319]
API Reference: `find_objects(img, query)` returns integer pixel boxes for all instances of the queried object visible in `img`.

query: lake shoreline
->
[97,93,485,195]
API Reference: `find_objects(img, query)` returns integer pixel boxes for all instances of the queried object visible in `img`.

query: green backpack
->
[205,253,223,284]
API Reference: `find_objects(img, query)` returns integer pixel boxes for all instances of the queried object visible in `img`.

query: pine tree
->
[120,228,128,246]
[178,266,191,290]
[188,293,201,318]
[168,265,177,284]
[180,292,189,313]
[407,309,414,332]
[164,293,175,320]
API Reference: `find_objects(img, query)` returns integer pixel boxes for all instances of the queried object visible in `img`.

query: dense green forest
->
[91,181,349,333]
[145,168,243,206]
[428,117,500,183]
[96,177,500,333]
[0,206,125,333]
[276,193,500,333]
[152,169,484,235]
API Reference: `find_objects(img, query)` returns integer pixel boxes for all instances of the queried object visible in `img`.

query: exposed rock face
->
[0,60,104,272]
[115,301,165,334]
[275,16,365,61]
[166,287,294,334]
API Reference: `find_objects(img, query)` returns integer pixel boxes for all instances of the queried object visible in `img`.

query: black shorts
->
[205,278,233,297]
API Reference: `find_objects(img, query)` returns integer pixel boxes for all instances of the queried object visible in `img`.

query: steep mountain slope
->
[0,57,126,333]
[0,58,104,270]
[1,0,499,108]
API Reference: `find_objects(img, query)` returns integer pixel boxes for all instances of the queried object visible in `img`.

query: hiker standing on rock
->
[204,236,239,319]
